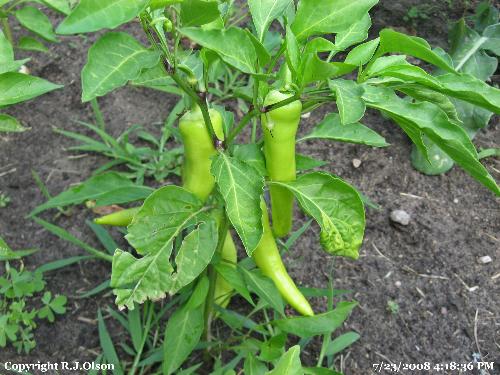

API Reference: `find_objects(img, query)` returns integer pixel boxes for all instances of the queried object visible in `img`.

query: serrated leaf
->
[0,72,62,106]
[111,187,209,309]
[249,0,292,41]
[56,0,149,34]
[0,114,27,132]
[291,0,378,41]
[273,301,357,338]
[363,85,500,195]
[16,6,58,42]
[266,345,302,375]
[31,172,153,215]
[272,172,365,259]
[329,79,366,125]
[180,27,258,74]
[299,113,388,147]
[211,153,264,255]
[81,32,159,102]
[180,0,220,27]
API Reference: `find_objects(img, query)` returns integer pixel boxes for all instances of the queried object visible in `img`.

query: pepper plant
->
[32,0,500,372]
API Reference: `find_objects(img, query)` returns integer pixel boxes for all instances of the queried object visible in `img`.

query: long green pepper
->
[262,90,302,238]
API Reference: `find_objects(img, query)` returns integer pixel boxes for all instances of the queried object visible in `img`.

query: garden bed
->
[0,0,498,373]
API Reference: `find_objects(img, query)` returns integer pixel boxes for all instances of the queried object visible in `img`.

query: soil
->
[1,1,499,374]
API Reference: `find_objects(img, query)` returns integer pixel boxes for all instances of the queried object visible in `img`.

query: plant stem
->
[1,18,13,44]
[226,93,302,144]
[90,98,106,130]
[317,262,336,367]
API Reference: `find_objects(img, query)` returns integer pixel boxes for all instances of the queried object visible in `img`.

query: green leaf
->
[162,283,206,375]
[214,261,254,305]
[344,37,379,66]
[130,63,183,95]
[377,29,454,73]
[0,72,62,106]
[0,236,38,261]
[296,154,328,171]
[299,113,388,147]
[244,352,268,375]
[97,310,124,375]
[291,0,378,41]
[0,30,26,74]
[180,27,258,74]
[17,36,49,53]
[111,187,210,309]
[180,0,220,27]
[266,345,302,375]
[248,0,292,41]
[81,32,159,102]
[239,267,285,316]
[363,85,500,195]
[367,64,442,90]
[16,7,58,42]
[56,0,149,34]
[301,54,356,85]
[31,172,153,215]
[271,172,365,259]
[325,331,360,356]
[211,153,264,255]
[233,143,267,177]
[273,301,357,337]
[436,73,500,113]
[0,114,27,132]
[398,85,460,122]
[285,25,300,79]
[334,14,371,51]
[39,0,71,15]
[329,79,366,125]
[171,221,218,292]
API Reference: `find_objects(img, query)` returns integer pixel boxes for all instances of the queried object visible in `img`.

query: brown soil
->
[0,1,499,374]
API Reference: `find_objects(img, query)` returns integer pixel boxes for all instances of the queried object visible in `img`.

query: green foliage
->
[0,1,64,132]
[0,192,10,208]
[0,237,67,353]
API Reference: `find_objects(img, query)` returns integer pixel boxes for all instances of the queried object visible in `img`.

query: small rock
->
[395,281,402,287]
[478,256,492,264]
[301,112,311,119]
[18,65,30,75]
[390,209,411,226]
[352,158,362,168]
[441,307,448,315]
[453,198,459,204]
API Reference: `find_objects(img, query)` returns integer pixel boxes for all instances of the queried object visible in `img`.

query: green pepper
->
[253,199,314,316]
[262,90,302,238]
[180,105,238,310]
[179,105,224,202]
[94,207,140,227]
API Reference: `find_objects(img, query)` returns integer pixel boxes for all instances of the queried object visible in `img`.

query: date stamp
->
[372,361,495,373]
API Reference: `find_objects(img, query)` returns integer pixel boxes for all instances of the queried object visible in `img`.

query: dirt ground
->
[0,0,499,374]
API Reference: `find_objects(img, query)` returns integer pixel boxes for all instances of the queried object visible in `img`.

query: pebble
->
[441,307,448,315]
[478,256,492,264]
[395,281,402,287]
[453,198,459,204]
[390,209,411,226]
[352,158,362,168]
[18,65,30,75]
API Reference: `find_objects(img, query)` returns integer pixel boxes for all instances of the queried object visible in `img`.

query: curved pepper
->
[261,90,302,237]
[253,200,314,316]
[94,207,140,226]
